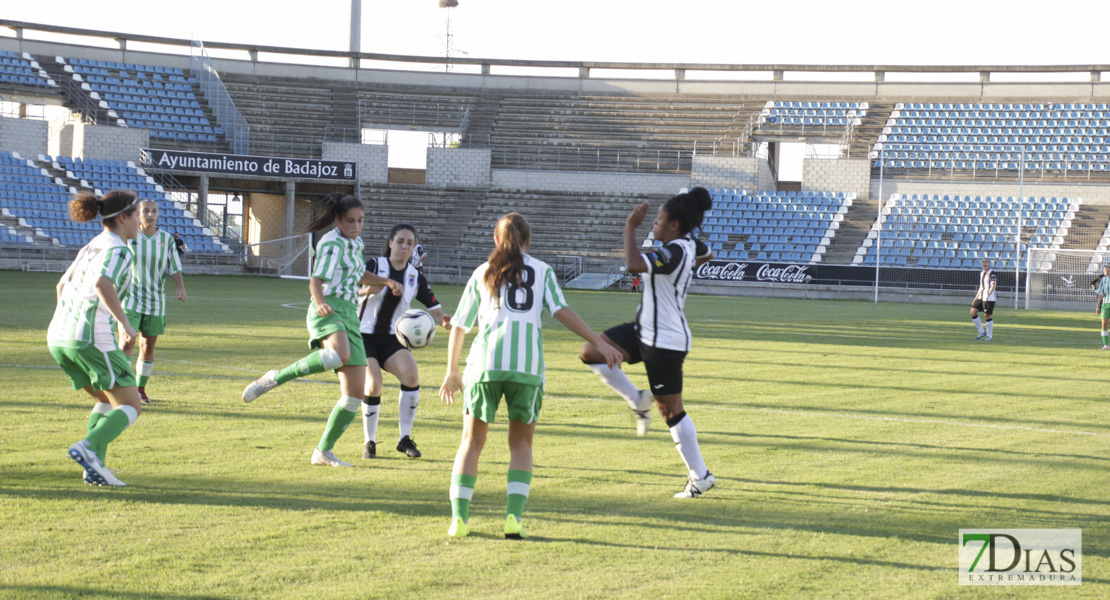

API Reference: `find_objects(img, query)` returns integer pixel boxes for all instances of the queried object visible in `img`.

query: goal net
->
[241,234,313,278]
[1025,248,1104,310]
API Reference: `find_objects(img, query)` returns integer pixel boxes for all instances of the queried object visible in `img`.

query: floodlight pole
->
[874,146,884,303]
[349,0,361,69]
[1015,145,1025,309]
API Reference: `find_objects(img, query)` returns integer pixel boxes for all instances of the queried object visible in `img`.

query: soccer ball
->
[395,309,436,349]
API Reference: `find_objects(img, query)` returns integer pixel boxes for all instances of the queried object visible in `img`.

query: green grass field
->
[1,270,1107,599]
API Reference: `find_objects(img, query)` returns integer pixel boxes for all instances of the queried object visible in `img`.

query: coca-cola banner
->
[695,261,814,284]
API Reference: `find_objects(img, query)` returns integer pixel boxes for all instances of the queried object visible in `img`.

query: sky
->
[5,0,1109,67]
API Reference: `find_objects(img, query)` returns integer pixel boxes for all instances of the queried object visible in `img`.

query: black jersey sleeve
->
[415,272,441,309]
[365,257,380,275]
[644,242,687,275]
[694,239,711,259]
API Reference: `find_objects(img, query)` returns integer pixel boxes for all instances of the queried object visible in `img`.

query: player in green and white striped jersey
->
[1093,265,1110,349]
[242,194,402,467]
[48,190,143,487]
[438,212,621,538]
[120,199,186,403]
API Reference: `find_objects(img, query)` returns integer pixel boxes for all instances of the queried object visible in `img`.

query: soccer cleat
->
[1101,346,1110,350]
[138,387,151,404]
[984,336,993,341]
[83,467,121,486]
[503,514,529,539]
[68,441,126,487]
[242,370,279,403]
[396,436,422,458]
[633,410,651,436]
[448,517,469,537]
[362,440,377,459]
[974,333,987,340]
[674,471,716,498]
[311,448,352,467]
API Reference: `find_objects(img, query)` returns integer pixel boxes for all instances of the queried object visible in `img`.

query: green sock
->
[317,405,356,452]
[451,473,477,522]
[1103,333,1108,346]
[275,350,328,385]
[136,360,154,388]
[86,408,136,453]
[87,404,111,462]
[506,469,532,521]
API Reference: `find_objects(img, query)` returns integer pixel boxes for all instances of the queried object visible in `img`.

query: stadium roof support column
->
[349,0,361,69]
[197,175,209,233]
[284,181,295,277]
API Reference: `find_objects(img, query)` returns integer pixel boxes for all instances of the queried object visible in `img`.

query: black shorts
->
[972,299,995,315]
[362,332,408,367]
[603,322,687,396]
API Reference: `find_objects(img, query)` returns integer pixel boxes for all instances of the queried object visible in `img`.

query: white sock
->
[972,316,984,334]
[398,387,419,440]
[668,413,708,481]
[362,396,380,444]
[985,320,993,336]
[136,359,153,378]
[585,363,646,410]
[91,402,112,417]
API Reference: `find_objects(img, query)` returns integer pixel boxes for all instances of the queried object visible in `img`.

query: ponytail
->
[302,193,363,234]
[68,189,138,226]
[661,186,713,236]
[484,212,530,300]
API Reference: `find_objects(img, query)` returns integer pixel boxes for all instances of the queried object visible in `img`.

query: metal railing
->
[190,39,249,154]
[357,97,468,131]
[490,146,691,173]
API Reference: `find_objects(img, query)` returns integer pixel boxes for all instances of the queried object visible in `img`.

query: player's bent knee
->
[320,348,344,370]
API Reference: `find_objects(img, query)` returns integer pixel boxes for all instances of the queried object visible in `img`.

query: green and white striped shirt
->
[47,231,134,350]
[1095,276,1110,299]
[454,255,569,387]
[123,228,182,316]
[310,228,364,305]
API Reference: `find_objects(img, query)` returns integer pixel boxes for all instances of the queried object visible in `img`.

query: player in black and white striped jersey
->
[357,224,451,460]
[971,258,997,341]
[580,188,716,498]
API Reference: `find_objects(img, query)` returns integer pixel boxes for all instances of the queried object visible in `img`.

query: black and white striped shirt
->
[357,257,440,335]
[636,236,710,352]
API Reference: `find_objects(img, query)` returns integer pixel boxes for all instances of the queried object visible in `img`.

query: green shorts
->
[305,298,365,367]
[1101,302,1110,320]
[125,309,166,337]
[49,344,137,391]
[463,380,543,424]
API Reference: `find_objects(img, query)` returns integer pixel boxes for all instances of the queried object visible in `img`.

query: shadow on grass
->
[0,584,229,600]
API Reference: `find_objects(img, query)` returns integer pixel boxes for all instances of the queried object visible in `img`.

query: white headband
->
[101,197,140,220]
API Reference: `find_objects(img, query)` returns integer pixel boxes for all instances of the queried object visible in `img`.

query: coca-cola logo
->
[755,263,810,283]
[695,261,812,283]
[695,262,749,281]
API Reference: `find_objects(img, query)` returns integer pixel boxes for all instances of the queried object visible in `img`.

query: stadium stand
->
[854,194,1081,269]
[59,58,219,143]
[0,50,56,88]
[759,100,868,128]
[0,151,228,252]
[873,102,1110,173]
[705,189,851,263]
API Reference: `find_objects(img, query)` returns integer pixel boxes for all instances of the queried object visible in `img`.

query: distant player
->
[971,258,996,341]
[410,241,428,271]
[241,193,402,467]
[580,188,717,498]
[49,190,142,487]
[120,199,186,403]
[358,223,451,460]
[1092,265,1110,349]
[438,213,621,538]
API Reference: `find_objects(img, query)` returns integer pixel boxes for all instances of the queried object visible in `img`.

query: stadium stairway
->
[1062,203,1110,250]
[820,195,879,265]
[846,103,894,159]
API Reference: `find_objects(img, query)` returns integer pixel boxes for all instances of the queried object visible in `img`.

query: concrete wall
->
[49,123,150,162]
[427,147,491,188]
[0,116,48,158]
[803,158,871,198]
[491,169,687,195]
[322,141,387,184]
[870,179,1110,206]
[690,155,775,193]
